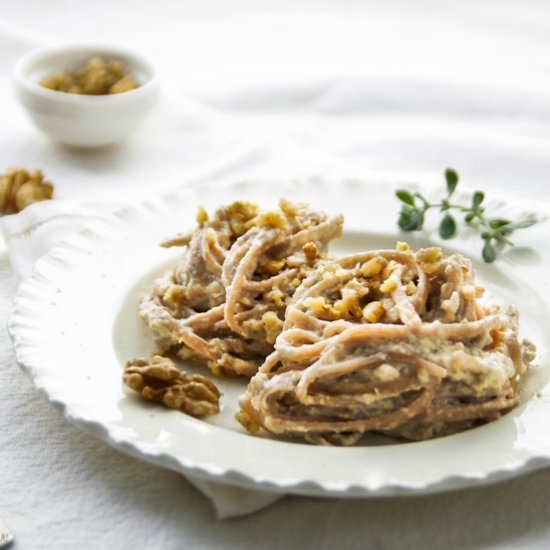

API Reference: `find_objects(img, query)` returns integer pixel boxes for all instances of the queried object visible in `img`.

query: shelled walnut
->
[0,167,54,215]
[41,56,139,95]
[123,356,221,417]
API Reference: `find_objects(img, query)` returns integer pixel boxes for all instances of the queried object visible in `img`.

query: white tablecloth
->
[2,1,550,548]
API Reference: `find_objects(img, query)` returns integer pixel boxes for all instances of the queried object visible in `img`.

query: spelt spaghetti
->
[137,199,533,444]
[239,243,535,444]
[140,200,344,377]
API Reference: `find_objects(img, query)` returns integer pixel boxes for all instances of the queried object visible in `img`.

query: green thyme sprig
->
[396,169,537,262]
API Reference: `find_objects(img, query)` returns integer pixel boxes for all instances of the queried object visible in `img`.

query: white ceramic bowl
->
[13,43,160,147]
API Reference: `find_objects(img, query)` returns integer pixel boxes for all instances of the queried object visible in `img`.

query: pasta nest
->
[239,244,534,444]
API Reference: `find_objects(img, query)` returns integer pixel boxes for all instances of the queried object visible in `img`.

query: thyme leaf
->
[395,169,537,262]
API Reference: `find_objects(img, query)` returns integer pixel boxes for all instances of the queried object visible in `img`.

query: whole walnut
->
[123,356,221,418]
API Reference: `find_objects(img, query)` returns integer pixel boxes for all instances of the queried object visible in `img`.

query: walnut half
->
[0,167,54,215]
[123,356,221,417]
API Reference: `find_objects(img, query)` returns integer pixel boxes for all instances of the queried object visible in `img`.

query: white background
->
[2,1,550,548]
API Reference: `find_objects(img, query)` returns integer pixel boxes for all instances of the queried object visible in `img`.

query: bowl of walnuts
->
[13,43,160,147]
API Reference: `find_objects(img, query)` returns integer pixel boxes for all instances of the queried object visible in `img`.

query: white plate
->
[8,176,550,497]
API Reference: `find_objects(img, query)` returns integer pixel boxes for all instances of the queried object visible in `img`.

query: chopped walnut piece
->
[245,211,287,230]
[261,311,283,345]
[0,167,54,215]
[227,201,259,237]
[302,241,319,261]
[262,258,286,275]
[235,409,261,434]
[361,257,385,278]
[123,356,221,417]
[363,300,385,323]
[416,247,443,264]
[196,205,209,226]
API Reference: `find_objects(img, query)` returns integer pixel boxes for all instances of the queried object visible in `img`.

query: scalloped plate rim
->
[7,175,550,497]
